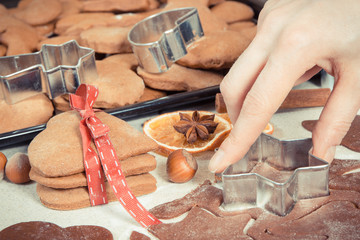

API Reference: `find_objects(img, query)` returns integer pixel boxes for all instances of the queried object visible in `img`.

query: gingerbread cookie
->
[137,63,223,91]
[81,0,159,13]
[210,1,254,24]
[13,0,62,26]
[149,207,253,240]
[86,55,145,108]
[137,87,167,103]
[164,0,228,34]
[34,22,55,37]
[80,26,132,54]
[302,115,360,153]
[37,35,80,51]
[28,111,158,177]
[52,94,71,112]
[207,0,225,6]
[58,0,82,18]
[177,30,251,69]
[0,221,113,240]
[54,13,119,36]
[36,173,157,210]
[228,21,257,40]
[0,3,7,15]
[0,15,40,56]
[29,153,157,189]
[0,94,54,134]
[108,10,160,28]
[0,45,6,56]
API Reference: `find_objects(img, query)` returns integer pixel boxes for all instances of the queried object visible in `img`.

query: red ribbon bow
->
[70,84,161,228]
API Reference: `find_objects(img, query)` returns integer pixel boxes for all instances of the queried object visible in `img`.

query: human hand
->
[208,0,360,173]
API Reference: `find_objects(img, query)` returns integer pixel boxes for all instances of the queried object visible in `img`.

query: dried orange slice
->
[143,111,232,156]
[263,122,274,135]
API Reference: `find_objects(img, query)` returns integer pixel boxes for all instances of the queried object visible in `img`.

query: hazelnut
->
[5,152,31,184]
[166,149,198,183]
[0,152,7,181]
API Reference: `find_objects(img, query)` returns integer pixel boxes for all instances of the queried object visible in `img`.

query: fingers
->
[311,65,360,163]
[220,37,268,124]
[209,47,314,173]
[294,66,322,86]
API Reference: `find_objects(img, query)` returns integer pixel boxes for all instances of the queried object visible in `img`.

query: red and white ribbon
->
[70,84,161,228]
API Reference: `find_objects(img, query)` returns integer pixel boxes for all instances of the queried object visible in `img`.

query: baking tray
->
[0,85,220,148]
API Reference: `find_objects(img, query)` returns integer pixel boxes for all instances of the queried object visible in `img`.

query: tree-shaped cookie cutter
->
[0,40,97,104]
[128,7,204,73]
[221,133,329,216]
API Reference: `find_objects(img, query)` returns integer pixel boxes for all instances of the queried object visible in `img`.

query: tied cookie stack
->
[27,103,159,211]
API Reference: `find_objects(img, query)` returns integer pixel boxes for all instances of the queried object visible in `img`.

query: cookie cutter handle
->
[128,7,204,73]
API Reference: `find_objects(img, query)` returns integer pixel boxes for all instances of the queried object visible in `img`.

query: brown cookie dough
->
[79,26,132,54]
[247,189,360,239]
[137,63,223,91]
[250,161,294,183]
[0,94,54,134]
[330,173,360,192]
[177,30,251,70]
[149,207,253,240]
[29,153,157,189]
[150,180,223,219]
[265,201,360,239]
[13,0,62,26]
[329,158,360,179]
[0,221,113,240]
[150,180,263,220]
[130,231,151,240]
[302,115,360,153]
[28,111,158,177]
[210,1,254,24]
[36,173,157,210]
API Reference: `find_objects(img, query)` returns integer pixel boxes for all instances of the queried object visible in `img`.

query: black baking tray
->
[0,86,220,148]
[0,0,266,149]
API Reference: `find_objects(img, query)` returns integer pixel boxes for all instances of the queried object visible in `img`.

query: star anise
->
[173,111,219,144]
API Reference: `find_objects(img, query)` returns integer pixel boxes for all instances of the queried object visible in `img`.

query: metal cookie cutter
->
[221,133,329,216]
[0,40,97,104]
[128,7,204,73]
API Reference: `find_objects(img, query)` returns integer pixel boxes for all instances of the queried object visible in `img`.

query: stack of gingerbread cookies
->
[27,110,159,210]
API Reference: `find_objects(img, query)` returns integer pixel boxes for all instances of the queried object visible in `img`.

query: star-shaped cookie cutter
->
[0,40,97,104]
[221,133,329,216]
[128,7,204,73]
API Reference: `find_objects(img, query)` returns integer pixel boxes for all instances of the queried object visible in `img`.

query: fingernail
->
[208,149,225,173]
